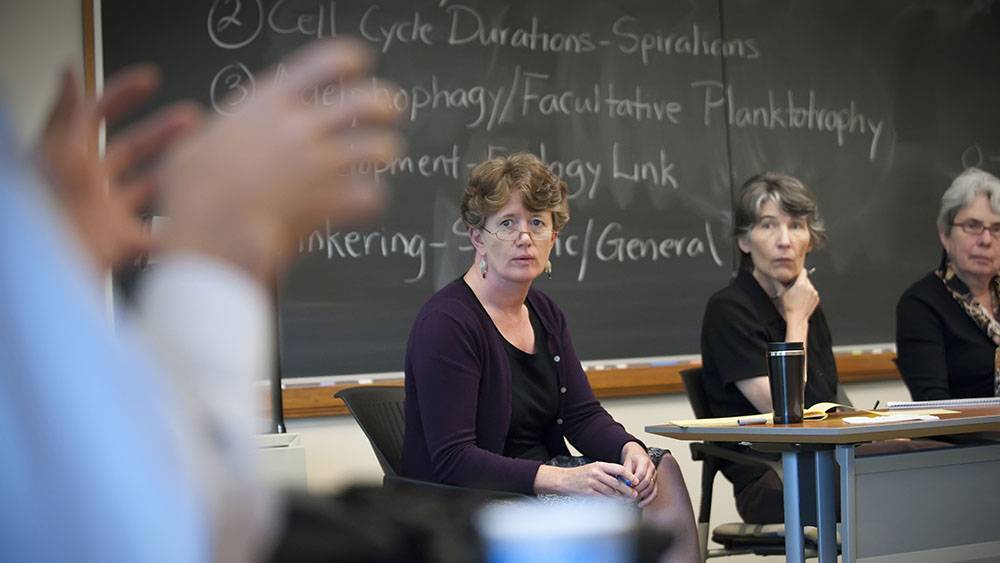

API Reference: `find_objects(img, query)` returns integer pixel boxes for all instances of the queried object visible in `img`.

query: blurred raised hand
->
[37,65,201,273]
[158,38,404,283]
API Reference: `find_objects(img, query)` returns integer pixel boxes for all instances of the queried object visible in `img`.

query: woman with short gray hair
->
[897,167,1000,400]
[699,172,839,523]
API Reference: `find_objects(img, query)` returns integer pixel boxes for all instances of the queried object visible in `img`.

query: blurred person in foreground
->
[11,40,695,563]
[2,39,401,563]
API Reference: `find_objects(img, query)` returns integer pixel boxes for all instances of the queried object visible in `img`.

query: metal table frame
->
[646,408,1000,563]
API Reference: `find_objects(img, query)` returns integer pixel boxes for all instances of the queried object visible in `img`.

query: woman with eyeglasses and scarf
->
[897,167,1000,401]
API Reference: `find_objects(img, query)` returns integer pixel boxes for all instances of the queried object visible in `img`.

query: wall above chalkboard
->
[98,0,1000,378]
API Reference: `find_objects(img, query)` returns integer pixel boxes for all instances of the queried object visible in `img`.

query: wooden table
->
[647,407,1000,563]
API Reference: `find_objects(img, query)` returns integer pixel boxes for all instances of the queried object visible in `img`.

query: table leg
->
[837,444,856,563]
[814,449,837,562]
[782,451,804,563]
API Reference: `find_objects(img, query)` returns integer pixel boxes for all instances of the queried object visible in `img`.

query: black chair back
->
[680,367,714,419]
[334,385,405,477]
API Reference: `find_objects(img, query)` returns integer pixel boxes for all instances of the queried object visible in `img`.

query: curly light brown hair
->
[461,153,569,232]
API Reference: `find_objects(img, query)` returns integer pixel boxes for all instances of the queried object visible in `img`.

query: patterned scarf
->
[936,263,1000,396]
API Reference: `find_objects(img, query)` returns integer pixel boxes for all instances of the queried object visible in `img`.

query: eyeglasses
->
[482,224,554,241]
[953,220,1000,238]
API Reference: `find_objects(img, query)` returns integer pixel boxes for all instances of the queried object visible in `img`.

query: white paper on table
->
[842,414,940,425]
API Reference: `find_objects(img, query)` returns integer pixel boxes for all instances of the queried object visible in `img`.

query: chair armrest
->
[691,442,783,478]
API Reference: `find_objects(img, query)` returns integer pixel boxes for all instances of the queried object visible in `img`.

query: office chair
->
[335,385,524,500]
[679,368,825,560]
[335,385,406,477]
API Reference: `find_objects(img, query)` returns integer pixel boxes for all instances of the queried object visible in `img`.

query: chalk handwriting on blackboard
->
[298,216,724,284]
[204,1,892,286]
[208,1,764,67]
[445,5,596,53]
[300,219,431,283]
[204,1,886,170]
[351,144,463,181]
[962,144,1000,169]
[208,0,339,48]
[360,5,434,53]
[611,144,677,189]
[611,17,760,65]
[692,81,886,161]
[207,0,265,49]
[521,74,684,124]
[210,62,255,115]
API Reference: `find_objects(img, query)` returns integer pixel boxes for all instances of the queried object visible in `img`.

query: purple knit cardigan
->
[401,280,641,494]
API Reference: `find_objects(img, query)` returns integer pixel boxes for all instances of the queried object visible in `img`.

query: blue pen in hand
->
[617,475,633,487]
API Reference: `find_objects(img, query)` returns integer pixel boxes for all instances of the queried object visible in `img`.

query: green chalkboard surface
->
[100,0,1000,377]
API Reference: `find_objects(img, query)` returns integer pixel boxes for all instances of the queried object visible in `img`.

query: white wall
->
[0,0,84,147]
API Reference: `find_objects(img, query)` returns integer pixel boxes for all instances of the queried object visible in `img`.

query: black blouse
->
[700,269,840,493]
[896,272,997,400]
[501,304,560,462]
[701,269,839,419]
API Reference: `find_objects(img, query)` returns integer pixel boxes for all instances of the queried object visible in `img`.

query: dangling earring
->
[480,257,488,279]
[544,260,552,279]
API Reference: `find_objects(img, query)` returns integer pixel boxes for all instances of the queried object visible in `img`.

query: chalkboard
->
[99,0,1000,377]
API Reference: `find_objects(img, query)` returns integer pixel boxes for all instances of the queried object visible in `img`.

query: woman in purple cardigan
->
[402,153,698,560]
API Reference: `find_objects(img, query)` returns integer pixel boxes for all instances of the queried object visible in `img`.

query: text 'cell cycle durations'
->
[207,1,891,282]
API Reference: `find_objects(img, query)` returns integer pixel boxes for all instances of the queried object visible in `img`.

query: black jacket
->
[896,272,997,400]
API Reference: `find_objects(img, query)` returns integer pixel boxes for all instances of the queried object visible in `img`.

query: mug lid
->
[767,341,804,352]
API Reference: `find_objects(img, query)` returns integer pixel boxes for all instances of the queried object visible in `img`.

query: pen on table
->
[737,415,770,426]
[873,400,880,410]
